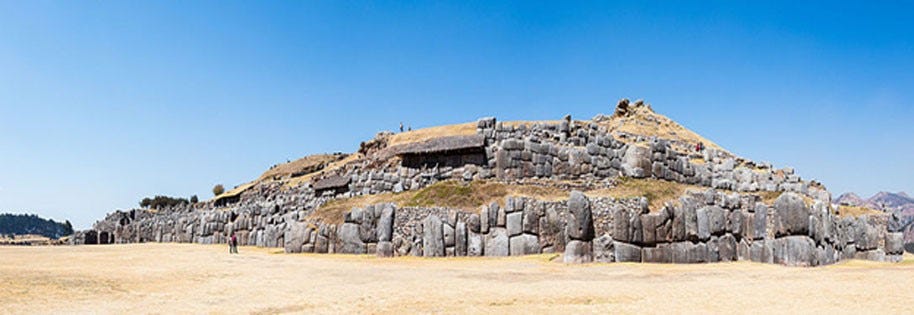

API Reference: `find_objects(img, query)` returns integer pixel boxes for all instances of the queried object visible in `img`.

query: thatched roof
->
[391,134,485,155]
[312,175,350,191]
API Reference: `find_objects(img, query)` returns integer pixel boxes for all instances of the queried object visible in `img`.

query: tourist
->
[230,232,239,254]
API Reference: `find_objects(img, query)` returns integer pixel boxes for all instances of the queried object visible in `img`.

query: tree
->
[212,184,225,196]
[190,195,199,203]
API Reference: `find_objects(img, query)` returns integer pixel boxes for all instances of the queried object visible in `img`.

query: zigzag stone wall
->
[74,188,902,266]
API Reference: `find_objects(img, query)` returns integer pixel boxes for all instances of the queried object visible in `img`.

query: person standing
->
[230,232,239,254]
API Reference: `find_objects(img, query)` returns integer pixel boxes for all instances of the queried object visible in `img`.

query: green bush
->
[212,184,225,196]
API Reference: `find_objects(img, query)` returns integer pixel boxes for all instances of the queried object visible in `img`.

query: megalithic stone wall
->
[74,189,903,267]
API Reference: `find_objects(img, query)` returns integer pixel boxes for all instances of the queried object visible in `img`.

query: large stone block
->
[621,145,652,178]
[283,222,306,254]
[422,215,445,257]
[613,207,632,242]
[563,240,593,263]
[377,204,395,242]
[566,191,594,241]
[696,207,711,241]
[642,245,672,263]
[772,236,816,266]
[886,232,904,255]
[718,234,738,262]
[753,204,768,240]
[468,231,484,256]
[510,234,541,256]
[593,235,615,263]
[774,193,810,237]
[455,221,468,256]
[640,214,656,246]
[485,228,509,257]
[671,206,686,242]
[337,223,367,254]
[523,206,540,234]
[468,213,481,234]
[443,222,456,248]
[669,241,708,264]
[728,210,743,237]
[507,212,524,237]
[614,242,642,263]
[707,206,727,236]
[480,207,491,234]
[376,241,394,257]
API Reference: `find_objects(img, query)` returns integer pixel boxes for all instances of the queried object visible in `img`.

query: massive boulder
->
[774,193,810,237]
[565,191,594,241]
[422,215,445,257]
[621,145,652,178]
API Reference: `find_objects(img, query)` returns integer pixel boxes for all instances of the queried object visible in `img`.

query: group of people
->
[695,141,705,152]
[399,122,411,133]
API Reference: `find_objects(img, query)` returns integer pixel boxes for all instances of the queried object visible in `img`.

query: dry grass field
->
[2,244,913,314]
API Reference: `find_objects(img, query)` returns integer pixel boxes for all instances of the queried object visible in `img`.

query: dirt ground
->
[1,244,913,314]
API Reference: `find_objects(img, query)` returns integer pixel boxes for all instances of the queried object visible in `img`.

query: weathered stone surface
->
[376,241,394,257]
[671,242,708,264]
[467,214,481,234]
[718,234,737,262]
[772,236,816,266]
[455,221,468,256]
[377,204,395,242]
[671,206,686,241]
[283,222,306,254]
[507,212,524,237]
[563,240,593,263]
[614,242,642,262]
[642,245,672,263]
[593,235,615,263]
[641,214,656,246]
[510,234,541,256]
[566,191,594,241]
[443,223,456,247]
[422,215,445,257]
[359,206,378,243]
[621,145,652,178]
[753,204,768,240]
[885,232,904,255]
[468,231,484,256]
[613,207,632,242]
[696,207,711,241]
[337,223,366,254]
[707,206,727,236]
[523,206,540,234]
[480,206,491,234]
[728,210,743,237]
[485,228,509,256]
[774,193,810,237]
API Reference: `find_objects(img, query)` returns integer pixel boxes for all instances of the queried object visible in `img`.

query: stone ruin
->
[72,100,907,266]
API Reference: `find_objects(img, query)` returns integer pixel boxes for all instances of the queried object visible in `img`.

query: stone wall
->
[75,189,901,266]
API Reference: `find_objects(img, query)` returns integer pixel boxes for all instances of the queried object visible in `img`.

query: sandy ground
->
[1,244,913,314]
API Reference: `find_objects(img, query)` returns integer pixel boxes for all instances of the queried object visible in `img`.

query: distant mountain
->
[0,213,74,239]
[868,192,914,210]
[834,191,914,213]
[835,193,867,207]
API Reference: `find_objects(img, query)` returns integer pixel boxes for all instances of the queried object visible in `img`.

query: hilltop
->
[78,98,905,267]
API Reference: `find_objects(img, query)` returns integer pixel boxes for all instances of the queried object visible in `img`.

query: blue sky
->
[1,1,912,228]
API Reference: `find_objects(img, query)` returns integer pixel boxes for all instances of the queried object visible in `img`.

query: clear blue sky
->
[1,1,912,229]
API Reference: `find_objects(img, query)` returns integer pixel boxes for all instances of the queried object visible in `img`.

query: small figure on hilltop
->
[695,141,705,152]
[399,122,404,133]
[229,232,239,254]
